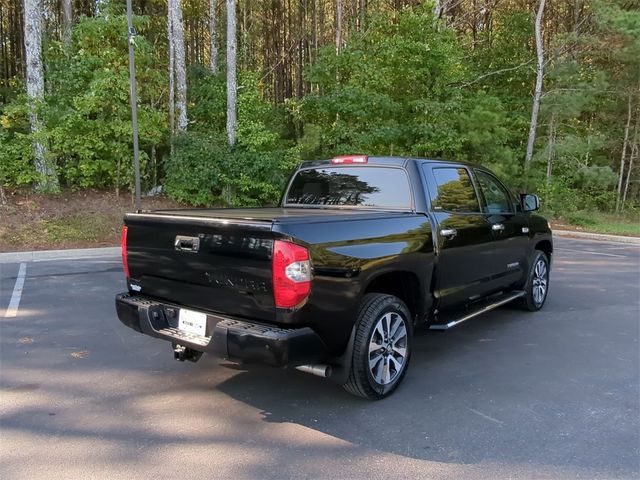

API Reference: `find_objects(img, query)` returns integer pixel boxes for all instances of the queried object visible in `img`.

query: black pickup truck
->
[115,156,552,399]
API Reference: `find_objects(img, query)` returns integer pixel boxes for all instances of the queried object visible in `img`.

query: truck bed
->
[124,207,421,325]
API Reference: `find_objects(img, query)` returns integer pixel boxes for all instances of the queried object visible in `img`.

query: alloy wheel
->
[532,258,548,306]
[368,312,408,385]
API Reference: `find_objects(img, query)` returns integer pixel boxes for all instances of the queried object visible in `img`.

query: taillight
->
[331,155,368,164]
[272,240,311,309]
[121,226,130,279]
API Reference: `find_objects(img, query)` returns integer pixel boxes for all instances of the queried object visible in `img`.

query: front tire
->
[519,250,550,311]
[343,294,413,400]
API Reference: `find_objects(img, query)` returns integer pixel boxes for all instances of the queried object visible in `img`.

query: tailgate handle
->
[174,235,200,252]
[440,228,457,239]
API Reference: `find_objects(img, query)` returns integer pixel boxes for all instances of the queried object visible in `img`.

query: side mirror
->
[521,194,540,212]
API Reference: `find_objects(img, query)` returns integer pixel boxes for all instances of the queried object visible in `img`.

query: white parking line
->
[555,247,627,258]
[5,262,27,318]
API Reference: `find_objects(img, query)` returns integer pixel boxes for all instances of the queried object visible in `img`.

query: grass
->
[0,190,181,252]
[0,212,119,250]
[41,213,118,244]
[552,211,640,237]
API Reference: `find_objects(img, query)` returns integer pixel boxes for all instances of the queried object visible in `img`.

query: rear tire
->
[343,294,413,400]
[519,250,550,311]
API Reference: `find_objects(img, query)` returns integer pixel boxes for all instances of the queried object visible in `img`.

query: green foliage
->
[2,0,639,215]
[164,69,298,206]
[0,98,39,186]
[1,7,165,192]
[164,132,296,207]
[45,12,165,190]
[302,6,517,180]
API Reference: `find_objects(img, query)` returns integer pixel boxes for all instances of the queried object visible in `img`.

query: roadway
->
[1,237,638,479]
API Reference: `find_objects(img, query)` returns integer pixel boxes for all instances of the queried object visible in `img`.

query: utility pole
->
[126,0,141,211]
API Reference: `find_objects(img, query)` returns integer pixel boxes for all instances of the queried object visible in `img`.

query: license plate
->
[178,308,207,336]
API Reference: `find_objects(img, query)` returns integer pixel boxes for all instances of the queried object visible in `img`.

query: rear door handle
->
[440,228,457,239]
[492,224,505,232]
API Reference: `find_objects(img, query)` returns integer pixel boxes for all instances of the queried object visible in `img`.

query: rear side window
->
[285,167,411,208]
[431,167,480,213]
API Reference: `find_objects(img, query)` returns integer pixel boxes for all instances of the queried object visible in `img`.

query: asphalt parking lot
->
[1,237,638,480]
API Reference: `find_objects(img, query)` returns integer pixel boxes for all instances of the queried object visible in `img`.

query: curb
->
[1,229,637,263]
[0,247,120,264]
[553,230,640,245]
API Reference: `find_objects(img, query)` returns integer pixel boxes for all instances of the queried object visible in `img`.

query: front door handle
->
[492,223,505,232]
[440,228,457,239]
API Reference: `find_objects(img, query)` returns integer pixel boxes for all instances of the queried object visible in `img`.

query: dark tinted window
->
[286,167,411,208]
[431,167,480,212]
[475,170,513,214]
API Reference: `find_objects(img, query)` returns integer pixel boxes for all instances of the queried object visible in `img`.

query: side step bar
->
[429,290,526,331]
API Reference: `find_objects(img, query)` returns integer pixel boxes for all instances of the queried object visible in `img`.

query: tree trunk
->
[23,0,58,192]
[546,112,556,188]
[622,106,639,210]
[62,0,72,48]
[169,0,188,132]
[358,0,367,31]
[226,0,237,146]
[524,0,546,171]
[335,0,342,54]
[168,7,175,152]
[0,6,7,85]
[616,94,632,212]
[622,143,636,211]
[434,0,443,19]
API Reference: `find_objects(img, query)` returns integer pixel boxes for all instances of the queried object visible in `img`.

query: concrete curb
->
[0,247,120,263]
[554,230,640,245]
[1,229,638,263]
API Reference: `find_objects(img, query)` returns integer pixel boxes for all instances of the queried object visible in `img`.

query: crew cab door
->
[423,164,501,309]
[472,168,529,288]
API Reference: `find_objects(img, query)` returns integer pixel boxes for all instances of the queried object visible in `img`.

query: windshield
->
[285,166,411,209]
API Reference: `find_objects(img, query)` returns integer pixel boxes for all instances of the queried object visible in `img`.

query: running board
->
[429,291,526,331]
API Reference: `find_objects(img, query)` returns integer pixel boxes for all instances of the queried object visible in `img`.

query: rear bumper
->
[115,293,328,367]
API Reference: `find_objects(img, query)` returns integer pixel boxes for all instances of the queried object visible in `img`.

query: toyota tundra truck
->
[115,155,552,399]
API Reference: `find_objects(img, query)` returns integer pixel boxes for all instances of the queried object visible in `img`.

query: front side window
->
[475,170,513,214]
[431,167,480,213]
[285,167,411,208]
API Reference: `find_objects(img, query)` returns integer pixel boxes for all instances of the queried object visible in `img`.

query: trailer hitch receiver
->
[173,344,203,363]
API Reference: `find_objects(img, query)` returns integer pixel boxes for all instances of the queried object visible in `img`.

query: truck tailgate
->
[124,212,276,322]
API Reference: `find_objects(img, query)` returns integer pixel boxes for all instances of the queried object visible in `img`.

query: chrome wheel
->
[368,312,408,385]
[532,258,548,306]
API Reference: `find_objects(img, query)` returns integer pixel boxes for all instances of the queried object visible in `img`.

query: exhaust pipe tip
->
[295,364,333,378]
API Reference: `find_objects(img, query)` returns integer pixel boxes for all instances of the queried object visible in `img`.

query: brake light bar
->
[331,155,368,164]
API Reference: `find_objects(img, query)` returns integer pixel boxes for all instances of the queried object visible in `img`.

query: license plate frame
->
[178,308,207,337]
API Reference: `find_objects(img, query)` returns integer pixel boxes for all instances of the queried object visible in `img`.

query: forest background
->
[1,0,639,246]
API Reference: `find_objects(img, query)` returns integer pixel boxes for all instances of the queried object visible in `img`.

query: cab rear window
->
[285,167,411,209]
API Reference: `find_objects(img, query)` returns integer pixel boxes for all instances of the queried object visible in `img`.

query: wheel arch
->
[363,270,426,323]
[535,239,553,265]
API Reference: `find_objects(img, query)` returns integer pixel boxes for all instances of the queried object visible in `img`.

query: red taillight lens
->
[121,226,130,278]
[272,240,311,309]
[331,155,368,164]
